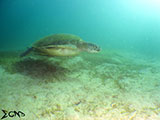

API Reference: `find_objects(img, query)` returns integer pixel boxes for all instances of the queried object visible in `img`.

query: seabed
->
[0,50,160,120]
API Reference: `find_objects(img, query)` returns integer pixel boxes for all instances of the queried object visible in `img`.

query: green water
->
[0,1,160,119]
[0,0,160,57]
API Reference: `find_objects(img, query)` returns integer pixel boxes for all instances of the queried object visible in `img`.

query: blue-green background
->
[0,0,160,57]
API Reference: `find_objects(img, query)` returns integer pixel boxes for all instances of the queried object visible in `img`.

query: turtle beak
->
[93,45,101,53]
[96,47,101,52]
[87,43,101,53]
[88,47,101,53]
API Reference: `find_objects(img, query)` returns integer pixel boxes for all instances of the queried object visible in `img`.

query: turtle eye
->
[95,46,98,49]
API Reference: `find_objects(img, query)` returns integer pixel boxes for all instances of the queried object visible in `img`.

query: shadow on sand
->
[12,58,69,81]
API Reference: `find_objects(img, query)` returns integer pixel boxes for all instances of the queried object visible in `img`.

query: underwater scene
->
[0,0,160,120]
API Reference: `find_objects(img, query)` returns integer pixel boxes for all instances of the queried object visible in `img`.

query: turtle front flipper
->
[20,47,33,57]
[34,45,80,57]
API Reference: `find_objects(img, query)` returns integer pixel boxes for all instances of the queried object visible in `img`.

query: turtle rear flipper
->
[20,47,33,57]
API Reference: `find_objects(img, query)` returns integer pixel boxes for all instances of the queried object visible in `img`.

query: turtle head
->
[79,42,100,53]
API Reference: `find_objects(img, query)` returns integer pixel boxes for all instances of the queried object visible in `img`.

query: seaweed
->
[12,58,69,82]
[0,51,69,82]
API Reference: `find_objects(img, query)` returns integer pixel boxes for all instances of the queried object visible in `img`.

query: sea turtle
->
[20,33,100,57]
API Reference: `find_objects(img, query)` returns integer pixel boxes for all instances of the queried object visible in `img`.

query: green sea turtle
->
[20,33,100,57]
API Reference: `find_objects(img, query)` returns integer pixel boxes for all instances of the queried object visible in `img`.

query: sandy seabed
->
[0,50,160,120]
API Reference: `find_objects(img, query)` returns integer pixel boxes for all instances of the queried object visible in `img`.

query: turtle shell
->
[32,33,84,48]
[20,33,100,57]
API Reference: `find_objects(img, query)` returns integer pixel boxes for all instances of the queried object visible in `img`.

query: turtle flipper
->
[20,47,33,57]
